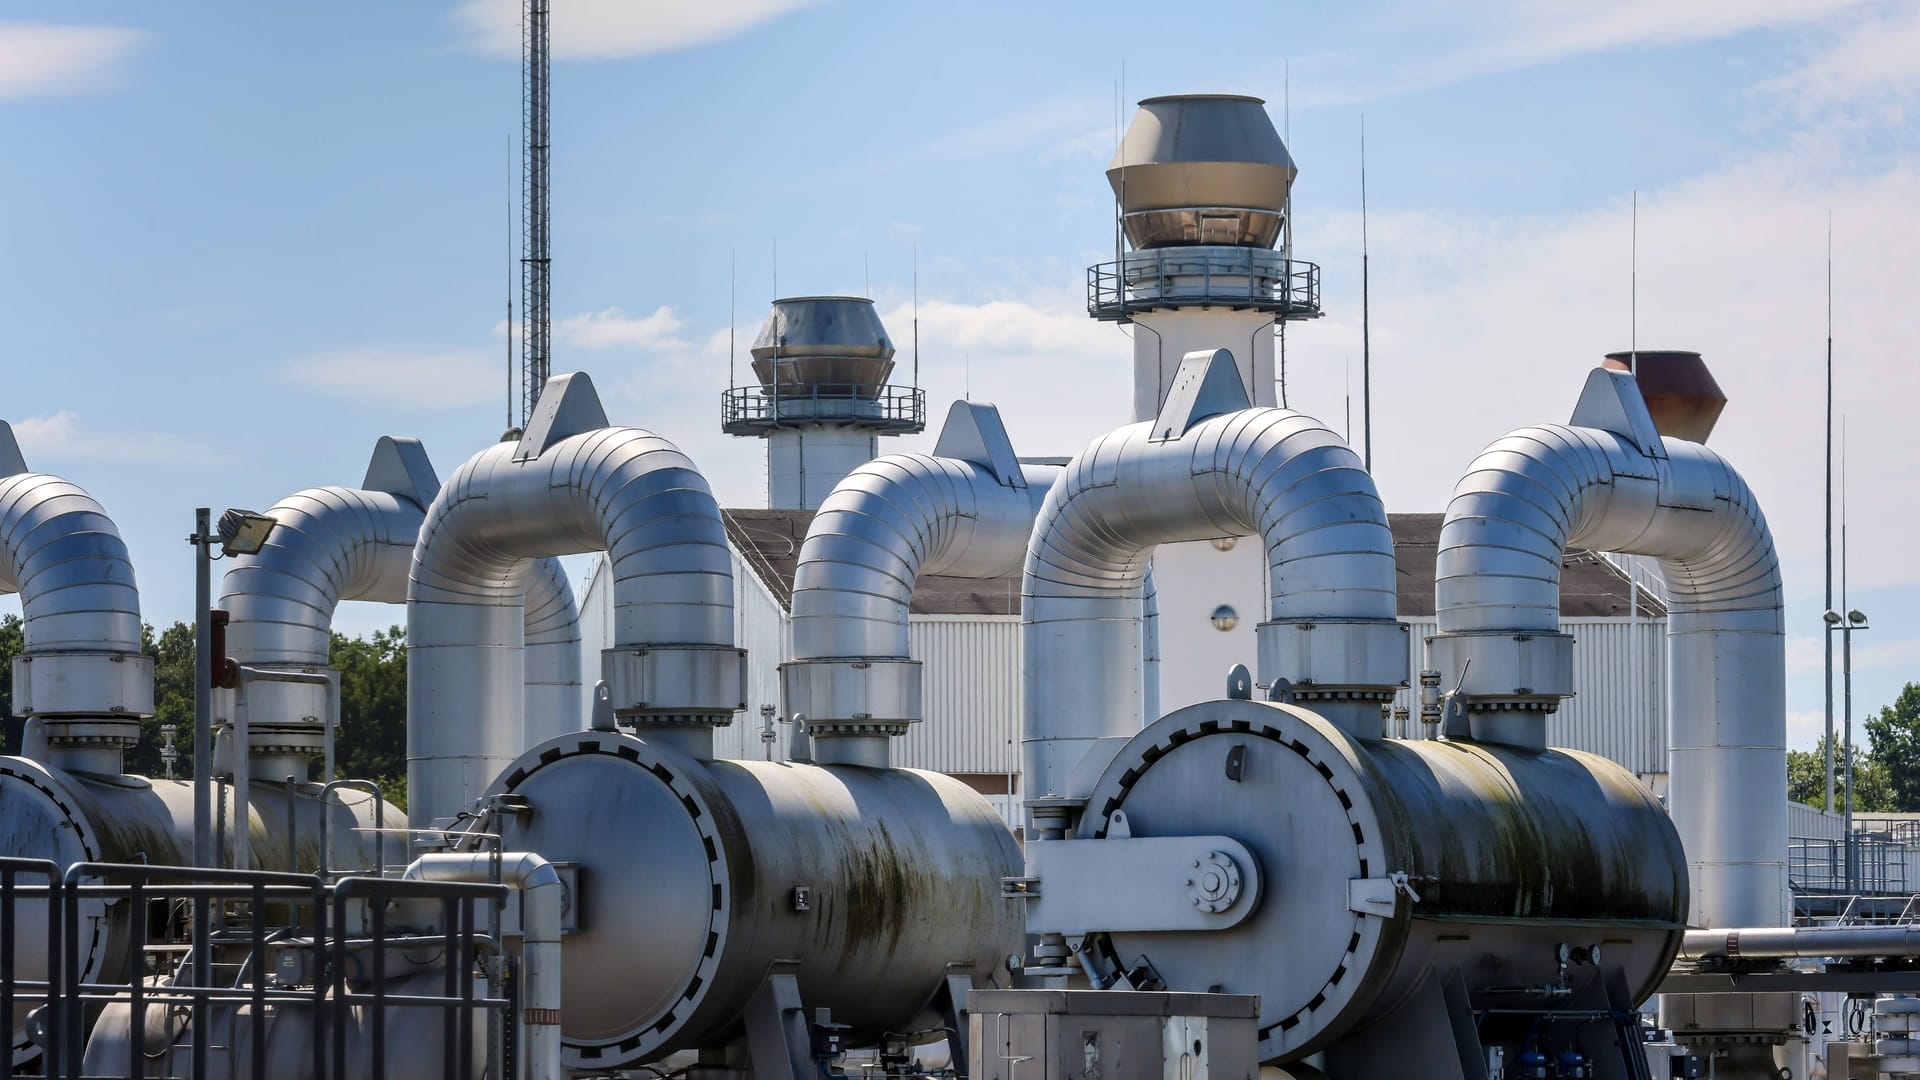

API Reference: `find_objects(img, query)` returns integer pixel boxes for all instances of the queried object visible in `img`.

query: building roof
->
[722,508,1666,619]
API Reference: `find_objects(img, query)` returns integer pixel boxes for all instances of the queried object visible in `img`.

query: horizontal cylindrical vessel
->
[0,756,391,1064]
[1077,698,1687,1064]
[483,730,1025,1071]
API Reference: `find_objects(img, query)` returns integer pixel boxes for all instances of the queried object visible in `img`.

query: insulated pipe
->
[0,423,153,765]
[518,556,582,746]
[1022,398,1399,803]
[402,852,562,1080]
[789,455,1057,660]
[1680,926,1920,962]
[219,477,581,751]
[1432,369,1785,931]
[407,373,739,828]
[783,449,1059,763]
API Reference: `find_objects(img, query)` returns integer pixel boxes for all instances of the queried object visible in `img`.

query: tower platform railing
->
[721,383,926,435]
[1087,247,1321,322]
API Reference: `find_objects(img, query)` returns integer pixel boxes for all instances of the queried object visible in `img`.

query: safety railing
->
[1790,834,1914,897]
[0,857,61,1080]
[0,860,510,1080]
[1087,248,1321,320]
[329,875,510,1080]
[721,382,926,435]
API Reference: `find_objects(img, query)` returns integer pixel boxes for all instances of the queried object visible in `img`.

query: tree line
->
[1788,682,1920,814]
[0,614,409,807]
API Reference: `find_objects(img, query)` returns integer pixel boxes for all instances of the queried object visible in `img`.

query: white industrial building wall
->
[575,550,789,762]
[1390,617,1669,779]
[895,616,1022,777]
[1790,802,1846,840]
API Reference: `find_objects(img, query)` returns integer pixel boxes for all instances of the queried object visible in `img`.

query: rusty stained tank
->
[1603,350,1727,443]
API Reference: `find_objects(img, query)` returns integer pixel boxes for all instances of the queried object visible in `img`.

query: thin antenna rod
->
[912,241,920,390]
[772,236,778,301]
[729,250,737,391]
[507,132,516,434]
[1279,60,1293,412]
[1823,211,1836,810]
[1630,190,1638,372]
[864,252,870,299]
[1344,355,1352,442]
[1360,114,1372,470]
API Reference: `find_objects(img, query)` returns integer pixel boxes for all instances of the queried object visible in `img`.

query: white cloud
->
[1301,0,1878,105]
[1282,144,1920,596]
[912,97,1112,163]
[1788,708,1829,749]
[0,22,146,98]
[1757,5,1920,109]
[450,0,823,60]
[277,346,501,409]
[554,305,689,350]
[11,410,208,464]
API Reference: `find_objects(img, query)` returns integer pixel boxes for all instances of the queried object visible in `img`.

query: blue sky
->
[3,0,1917,750]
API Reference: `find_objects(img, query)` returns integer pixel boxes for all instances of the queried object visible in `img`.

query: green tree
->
[0,614,23,755]
[1789,736,1893,813]
[1789,744,1828,807]
[0,614,409,804]
[131,621,195,778]
[331,625,409,806]
[1866,682,1920,812]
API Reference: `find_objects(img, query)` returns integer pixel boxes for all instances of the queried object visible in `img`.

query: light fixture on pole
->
[1825,606,1870,891]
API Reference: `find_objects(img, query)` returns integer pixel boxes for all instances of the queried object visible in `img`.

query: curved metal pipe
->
[783,449,1058,761]
[404,852,563,1080]
[0,424,151,762]
[1022,398,1399,801]
[789,455,1057,660]
[407,374,739,827]
[1432,368,1784,930]
[219,457,581,753]
[518,556,582,746]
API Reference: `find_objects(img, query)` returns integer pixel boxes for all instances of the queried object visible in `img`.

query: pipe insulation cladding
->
[1431,367,1786,931]
[219,437,580,752]
[783,400,1060,748]
[1022,349,1403,802]
[0,421,152,763]
[407,373,742,828]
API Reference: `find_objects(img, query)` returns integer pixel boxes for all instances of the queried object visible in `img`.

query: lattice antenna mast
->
[519,0,551,426]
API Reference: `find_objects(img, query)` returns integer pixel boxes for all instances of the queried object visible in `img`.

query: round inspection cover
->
[1081,699,1401,1061]
[493,733,728,1066]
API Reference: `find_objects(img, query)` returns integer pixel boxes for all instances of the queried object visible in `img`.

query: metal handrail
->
[721,382,926,434]
[0,860,514,1080]
[1086,249,1322,320]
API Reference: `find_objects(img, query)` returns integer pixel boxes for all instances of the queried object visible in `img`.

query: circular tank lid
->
[0,761,105,1067]
[490,733,728,1068]
[1079,699,1392,1062]
[1107,93,1298,216]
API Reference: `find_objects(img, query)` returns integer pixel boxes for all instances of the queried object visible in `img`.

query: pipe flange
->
[802,719,911,739]
[38,719,140,748]
[1187,850,1244,913]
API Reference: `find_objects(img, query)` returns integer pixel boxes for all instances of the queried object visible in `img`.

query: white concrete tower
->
[722,296,925,509]
[1091,94,1323,711]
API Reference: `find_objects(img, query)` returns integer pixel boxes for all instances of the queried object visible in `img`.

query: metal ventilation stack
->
[722,296,925,509]
[1092,94,1323,712]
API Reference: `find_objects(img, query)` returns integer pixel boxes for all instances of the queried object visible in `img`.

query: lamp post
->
[1825,607,1870,891]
